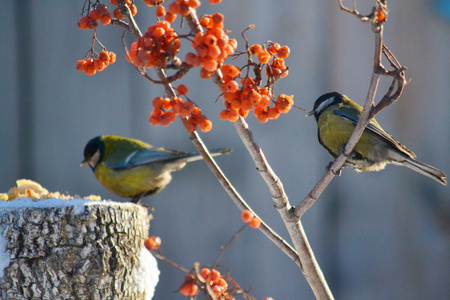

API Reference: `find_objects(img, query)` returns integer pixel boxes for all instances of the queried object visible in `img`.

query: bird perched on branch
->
[81,135,232,203]
[307,92,447,185]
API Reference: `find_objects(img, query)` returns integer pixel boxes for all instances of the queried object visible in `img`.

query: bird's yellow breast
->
[317,108,383,161]
[94,163,172,198]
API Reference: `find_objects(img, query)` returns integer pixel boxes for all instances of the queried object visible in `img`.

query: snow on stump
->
[0,198,159,299]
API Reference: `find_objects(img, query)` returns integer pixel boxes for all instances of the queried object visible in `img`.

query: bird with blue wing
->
[81,135,232,203]
[307,92,447,185]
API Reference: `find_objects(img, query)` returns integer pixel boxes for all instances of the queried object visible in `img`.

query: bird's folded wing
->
[108,148,189,170]
[334,109,415,158]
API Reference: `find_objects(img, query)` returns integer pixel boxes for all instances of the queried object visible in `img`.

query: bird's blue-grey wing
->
[108,148,189,170]
[333,109,415,157]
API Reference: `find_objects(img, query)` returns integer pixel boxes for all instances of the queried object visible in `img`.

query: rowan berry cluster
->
[185,13,238,75]
[110,0,138,19]
[76,50,117,75]
[77,4,112,30]
[149,85,212,132]
[241,209,261,229]
[126,21,180,68]
[180,268,230,298]
[218,40,293,123]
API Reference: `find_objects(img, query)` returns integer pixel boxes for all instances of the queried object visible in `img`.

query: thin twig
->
[212,224,248,269]
[152,251,191,274]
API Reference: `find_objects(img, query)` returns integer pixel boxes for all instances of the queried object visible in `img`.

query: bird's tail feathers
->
[404,158,447,186]
[185,148,232,163]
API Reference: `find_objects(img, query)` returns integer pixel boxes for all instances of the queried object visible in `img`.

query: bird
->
[81,135,232,203]
[307,92,447,185]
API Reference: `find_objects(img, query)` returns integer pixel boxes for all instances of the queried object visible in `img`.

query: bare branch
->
[294,0,397,219]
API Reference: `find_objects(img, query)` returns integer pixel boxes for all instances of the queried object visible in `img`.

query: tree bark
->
[0,199,158,300]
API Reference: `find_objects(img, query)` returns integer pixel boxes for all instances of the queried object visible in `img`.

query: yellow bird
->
[307,92,447,185]
[81,135,232,203]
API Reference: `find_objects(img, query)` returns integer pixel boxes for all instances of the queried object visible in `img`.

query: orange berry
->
[100,12,112,25]
[185,118,198,132]
[110,0,118,5]
[77,16,89,30]
[144,236,161,250]
[214,277,228,291]
[94,59,105,71]
[259,94,271,108]
[200,68,212,79]
[89,9,100,20]
[200,268,211,280]
[208,269,221,284]
[267,107,280,119]
[160,112,176,126]
[165,12,177,23]
[113,7,124,19]
[268,42,280,54]
[275,94,294,113]
[228,109,239,122]
[185,52,201,67]
[201,59,218,72]
[241,209,254,223]
[76,60,87,72]
[199,118,212,132]
[230,99,241,110]
[85,59,96,75]
[277,45,290,58]
[87,18,99,30]
[239,108,249,118]
[149,109,162,124]
[228,38,238,50]
[249,217,262,228]
[187,0,201,9]
[221,64,240,78]
[207,45,221,59]
[376,9,386,22]
[200,16,212,28]
[196,44,208,58]
[249,44,262,55]
[248,90,262,105]
[219,109,230,121]
[98,51,110,62]
[209,0,222,4]
[179,2,190,16]
[257,49,272,64]
[227,65,240,78]
[152,27,165,39]
[96,4,108,16]
[108,51,116,64]
[152,97,164,109]
[211,13,224,25]
[129,4,138,16]
[179,280,198,296]
[240,99,252,111]
[176,85,189,96]
[156,5,166,17]
[168,2,181,14]
[204,34,218,47]
[221,80,239,93]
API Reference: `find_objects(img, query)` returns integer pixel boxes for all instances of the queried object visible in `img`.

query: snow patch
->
[135,247,160,299]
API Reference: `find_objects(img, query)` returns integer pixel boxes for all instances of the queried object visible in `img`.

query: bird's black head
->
[81,136,105,170]
[307,92,343,120]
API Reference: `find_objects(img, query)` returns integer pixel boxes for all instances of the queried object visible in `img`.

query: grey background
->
[1,1,449,299]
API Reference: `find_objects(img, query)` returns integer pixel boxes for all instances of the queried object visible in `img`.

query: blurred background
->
[1,0,449,299]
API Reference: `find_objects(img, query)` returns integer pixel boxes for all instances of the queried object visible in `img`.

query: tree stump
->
[0,198,159,300]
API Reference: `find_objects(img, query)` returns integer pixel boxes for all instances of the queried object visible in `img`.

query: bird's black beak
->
[306,110,315,117]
